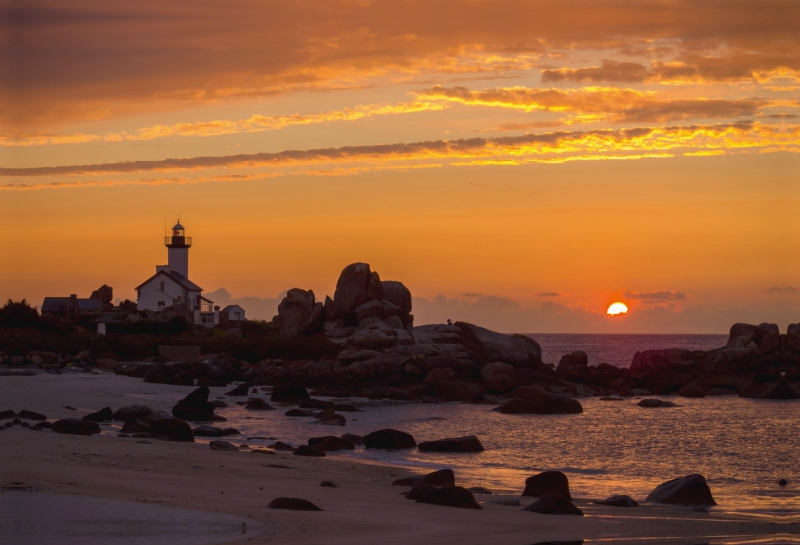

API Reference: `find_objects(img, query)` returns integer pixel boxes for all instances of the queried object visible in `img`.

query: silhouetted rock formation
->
[646,474,716,505]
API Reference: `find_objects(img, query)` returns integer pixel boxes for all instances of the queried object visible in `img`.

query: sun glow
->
[607,302,629,316]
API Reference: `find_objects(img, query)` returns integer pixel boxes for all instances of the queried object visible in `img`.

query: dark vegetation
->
[0,300,340,363]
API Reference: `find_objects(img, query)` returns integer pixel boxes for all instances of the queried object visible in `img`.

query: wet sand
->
[1,373,797,545]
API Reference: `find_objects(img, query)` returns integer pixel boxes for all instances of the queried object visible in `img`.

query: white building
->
[135,220,218,326]
[219,304,246,324]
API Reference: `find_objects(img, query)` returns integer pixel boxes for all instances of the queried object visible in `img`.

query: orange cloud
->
[2,122,796,183]
[417,85,766,124]
[4,0,798,131]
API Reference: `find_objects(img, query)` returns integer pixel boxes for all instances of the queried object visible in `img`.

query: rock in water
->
[393,469,455,488]
[225,383,250,396]
[523,471,572,499]
[193,425,225,437]
[52,419,101,436]
[113,405,154,422]
[149,418,194,442]
[363,429,417,449]
[209,440,239,451]
[245,398,274,410]
[17,410,46,421]
[82,407,113,422]
[497,396,583,415]
[595,494,638,507]
[308,436,355,452]
[271,385,310,404]
[268,498,323,511]
[341,433,364,445]
[637,399,677,408]
[172,386,219,421]
[646,474,716,505]
[523,494,583,515]
[416,486,482,510]
[418,436,484,453]
[293,445,326,457]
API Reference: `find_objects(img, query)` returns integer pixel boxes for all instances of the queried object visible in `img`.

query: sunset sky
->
[1,0,797,332]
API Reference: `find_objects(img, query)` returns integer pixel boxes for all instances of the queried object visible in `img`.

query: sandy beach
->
[1,373,796,545]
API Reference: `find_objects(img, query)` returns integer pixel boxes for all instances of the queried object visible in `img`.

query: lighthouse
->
[165,220,191,278]
[135,218,218,326]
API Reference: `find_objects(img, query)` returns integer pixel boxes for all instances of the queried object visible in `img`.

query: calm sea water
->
[529,333,729,367]
[134,334,794,515]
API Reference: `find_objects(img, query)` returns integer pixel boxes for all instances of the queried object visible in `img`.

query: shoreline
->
[1,373,798,544]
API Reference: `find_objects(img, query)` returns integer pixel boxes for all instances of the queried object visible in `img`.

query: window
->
[234,312,241,320]
[157,301,165,308]
[160,281,165,291]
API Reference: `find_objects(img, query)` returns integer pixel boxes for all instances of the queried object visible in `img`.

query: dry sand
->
[1,373,797,544]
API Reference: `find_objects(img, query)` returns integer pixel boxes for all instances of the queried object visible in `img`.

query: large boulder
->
[455,322,542,368]
[363,429,417,449]
[630,349,697,376]
[90,284,113,304]
[646,474,716,505]
[523,471,572,499]
[277,288,323,336]
[381,281,412,324]
[393,468,455,487]
[497,396,583,415]
[271,385,310,404]
[418,436,484,453]
[172,386,219,421]
[480,361,518,392]
[434,381,482,401]
[149,418,194,442]
[727,323,780,353]
[334,263,377,322]
[82,407,113,422]
[523,494,583,515]
[416,486,482,510]
[52,419,101,436]
[308,436,356,452]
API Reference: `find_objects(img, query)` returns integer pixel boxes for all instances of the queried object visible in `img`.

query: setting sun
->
[607,302,629,316]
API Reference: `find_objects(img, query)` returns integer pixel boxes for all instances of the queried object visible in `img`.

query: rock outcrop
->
[415,486,482,509]
[646,474,716,505]
[523,494,583,515]
[523,471,572,499]
[363,429,417,449]
[277,289,323,336]
[418,436,484,453]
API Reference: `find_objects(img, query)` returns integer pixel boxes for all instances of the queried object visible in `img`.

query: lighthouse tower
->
[165,219,191,278]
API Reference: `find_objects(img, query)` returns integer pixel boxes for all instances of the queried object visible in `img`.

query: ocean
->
[140,334,795,514]
[529,333,730,368]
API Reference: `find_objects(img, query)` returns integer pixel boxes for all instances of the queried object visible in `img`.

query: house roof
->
[42,297,103,313]
[221,304,244,313]
[135,269,203,292]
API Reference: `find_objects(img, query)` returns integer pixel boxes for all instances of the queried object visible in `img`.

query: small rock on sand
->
[268,497,322,511]
[293,445,326,457]
[209,440,239,452]
[595,494,638,507]
[416,486,482,510]
[523,494,583,516]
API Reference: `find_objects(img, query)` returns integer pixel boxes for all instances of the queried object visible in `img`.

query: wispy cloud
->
[417,85,766,124]
[623,290,687,301]
[767,286,799,294]
[2,122,796,183]
[536,292,562,297]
